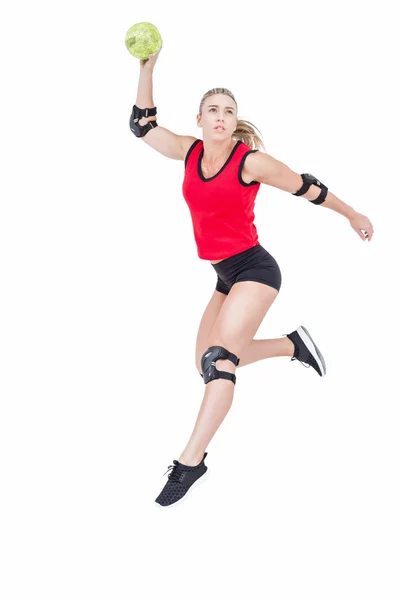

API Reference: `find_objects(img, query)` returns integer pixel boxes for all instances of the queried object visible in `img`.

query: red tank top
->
[182,139,261,260]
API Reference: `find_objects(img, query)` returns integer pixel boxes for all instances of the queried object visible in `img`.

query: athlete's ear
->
[196,113,201,127]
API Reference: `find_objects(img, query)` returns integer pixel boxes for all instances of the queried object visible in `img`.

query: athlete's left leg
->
[180,281,279,466]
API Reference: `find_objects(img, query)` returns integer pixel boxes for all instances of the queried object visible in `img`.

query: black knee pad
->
[200,346,240,385]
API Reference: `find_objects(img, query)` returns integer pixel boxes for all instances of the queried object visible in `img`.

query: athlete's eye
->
[209,108,234,114]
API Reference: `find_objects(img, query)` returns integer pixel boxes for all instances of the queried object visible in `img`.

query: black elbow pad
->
[292,173,328,205]
[129,104,158,138]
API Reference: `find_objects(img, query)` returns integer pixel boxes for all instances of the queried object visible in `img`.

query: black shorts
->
[212,243,282,295]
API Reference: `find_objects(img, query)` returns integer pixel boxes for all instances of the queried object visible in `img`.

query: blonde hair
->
[199,87,265,151]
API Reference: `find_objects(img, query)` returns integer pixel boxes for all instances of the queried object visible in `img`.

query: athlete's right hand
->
[140,46,162,70]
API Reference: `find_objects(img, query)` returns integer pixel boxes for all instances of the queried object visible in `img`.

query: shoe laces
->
[283,333,310,369]
[291,356,310,369]
[163,460,185,481]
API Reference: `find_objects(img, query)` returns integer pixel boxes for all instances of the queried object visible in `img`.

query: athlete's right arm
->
[133,49,196,161]
[140,123,197,161]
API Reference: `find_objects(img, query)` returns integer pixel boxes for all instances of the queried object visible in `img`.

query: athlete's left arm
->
[246,151,374,242]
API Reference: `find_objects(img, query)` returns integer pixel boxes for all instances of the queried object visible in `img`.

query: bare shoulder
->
[242,150,282,185]
[241,150,265,183]
[179,136,198,160]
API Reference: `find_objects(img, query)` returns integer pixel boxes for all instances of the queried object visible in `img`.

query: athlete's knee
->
[200,343,240,385]
[196,360,202,376]
[195,352,203,376]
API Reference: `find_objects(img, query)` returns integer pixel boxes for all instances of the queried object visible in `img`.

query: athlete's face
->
[197,94,238,138]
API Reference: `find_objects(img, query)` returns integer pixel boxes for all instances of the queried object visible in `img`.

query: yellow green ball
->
[125,22,162,60]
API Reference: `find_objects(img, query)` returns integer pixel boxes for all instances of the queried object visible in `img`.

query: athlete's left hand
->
[349,212,374,242]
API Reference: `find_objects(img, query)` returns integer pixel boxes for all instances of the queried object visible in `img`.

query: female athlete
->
[130,49,374,507]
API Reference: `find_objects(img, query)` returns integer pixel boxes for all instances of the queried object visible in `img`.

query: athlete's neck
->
[202,138,237,166]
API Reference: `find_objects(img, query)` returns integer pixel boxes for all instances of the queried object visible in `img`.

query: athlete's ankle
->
[178,452,204,467]
[285,336,295,357]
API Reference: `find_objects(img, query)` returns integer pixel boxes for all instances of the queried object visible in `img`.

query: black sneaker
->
[284,325,326,377]
[155,452,208,507]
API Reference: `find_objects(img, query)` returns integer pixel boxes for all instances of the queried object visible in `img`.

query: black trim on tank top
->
[184,139,202,168]
[238,149,260,186]
[198,140,242,182]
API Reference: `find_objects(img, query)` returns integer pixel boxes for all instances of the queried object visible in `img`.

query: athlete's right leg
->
[195,289,294,375]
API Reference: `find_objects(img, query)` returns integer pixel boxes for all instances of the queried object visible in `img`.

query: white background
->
[1,0,399,598]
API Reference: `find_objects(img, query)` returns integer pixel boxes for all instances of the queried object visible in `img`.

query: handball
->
[124,22,162,60]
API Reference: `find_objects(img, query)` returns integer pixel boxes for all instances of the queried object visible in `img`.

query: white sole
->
[297,326,326,376]
[154,468,209,509]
